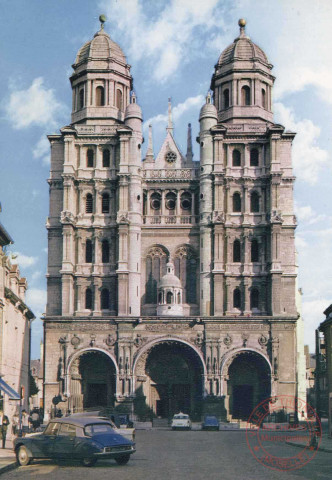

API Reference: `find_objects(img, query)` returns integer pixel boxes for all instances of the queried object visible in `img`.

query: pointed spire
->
[166,97,174,135]
[145,124,155,162]
[186,123,193,163]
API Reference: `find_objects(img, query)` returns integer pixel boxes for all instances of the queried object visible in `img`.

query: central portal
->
[137,341,203,419]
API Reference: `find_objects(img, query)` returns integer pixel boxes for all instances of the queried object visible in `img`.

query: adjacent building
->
[317,306,332,436]
[0,218,34,422]
[43,18,303,422]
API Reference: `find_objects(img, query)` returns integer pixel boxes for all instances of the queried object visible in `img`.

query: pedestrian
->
[0,412,10,448]
[12,412,19,436]
[31,409,40,431]
[21,410,30,436]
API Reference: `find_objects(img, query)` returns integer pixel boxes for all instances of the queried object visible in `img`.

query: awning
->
[0,378,20,400]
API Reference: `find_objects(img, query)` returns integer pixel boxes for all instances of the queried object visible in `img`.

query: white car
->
[171,413,192,430]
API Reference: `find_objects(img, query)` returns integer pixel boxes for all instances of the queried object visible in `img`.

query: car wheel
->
[80,457,97,467]
[16,446,32,466]
[115,454,130,465]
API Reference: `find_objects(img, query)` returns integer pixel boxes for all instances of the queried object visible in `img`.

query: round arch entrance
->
[68,350,117,412]
[134,340,204,420]
[225,351,271,421]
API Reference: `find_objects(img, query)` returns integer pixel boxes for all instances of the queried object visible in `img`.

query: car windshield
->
[205,417,217,423]
[174,415,188,419]
[84,423,115,437]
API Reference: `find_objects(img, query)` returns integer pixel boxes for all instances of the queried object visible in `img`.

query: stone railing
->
[143,215,198,225]
[143,168,199,180]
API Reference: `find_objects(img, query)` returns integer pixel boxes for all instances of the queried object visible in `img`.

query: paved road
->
[2,430,331,480]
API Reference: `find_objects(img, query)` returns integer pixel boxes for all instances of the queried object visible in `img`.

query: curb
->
[0,461,17,476]
[286,440,332,453]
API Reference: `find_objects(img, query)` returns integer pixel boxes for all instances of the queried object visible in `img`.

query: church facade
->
[43,19,301,421]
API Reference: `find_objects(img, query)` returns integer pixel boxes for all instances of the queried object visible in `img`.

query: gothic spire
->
[186,123,193,162]
[145,124,155,162]
[166,97,174,135]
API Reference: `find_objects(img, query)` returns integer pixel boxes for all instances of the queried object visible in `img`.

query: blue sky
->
[0,0,331,358]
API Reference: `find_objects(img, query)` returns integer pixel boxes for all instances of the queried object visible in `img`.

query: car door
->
[52,423,77,459]
[33,422,60,458]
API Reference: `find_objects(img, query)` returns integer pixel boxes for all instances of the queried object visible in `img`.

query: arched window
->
[102,149,110,168]
[116,89,123,110]
[96,86,105,107]
[85,288,93,309]
[166,291,173,304]
[85,239,93,263]
[87,149,94,168]
[79,89,84,109]
[250,288,259,309]
[250,192,260,213]
[251,239,259,262]
[223,88,230,109]
[233,193,241,213]
[174,246,197,304]
[102,240,109,263]
[250,148,259,166]
[158,292,163,304]
[180,192,191,212]
[177,292,181,304]
[262,88,266,109]
[102,193,110,213]
[232,149,241,167]
[145,246,168,304]
[165,192,176,212]
[241,86,250,106]
[101,288,109,309]
[233,240,241,263]
[150,192,161,213]
[85,193,93,213]
[233,288,241,309]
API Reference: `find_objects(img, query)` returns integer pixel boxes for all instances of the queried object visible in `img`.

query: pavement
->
[286,433,332,453]
[0,439,16,475]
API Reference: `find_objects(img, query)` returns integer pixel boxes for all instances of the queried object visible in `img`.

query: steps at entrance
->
[152,418,169,427]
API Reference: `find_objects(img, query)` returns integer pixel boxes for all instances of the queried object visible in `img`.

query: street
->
[2,429,331,480]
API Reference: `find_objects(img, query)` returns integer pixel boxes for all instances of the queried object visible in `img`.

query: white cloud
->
[12,252,38,268]
[295,235,307,250]
[274,103,329,184]
[99,0,221,82]
[5,77,67,129]
[294,203,329,227]
[26,288,47,318]
[31,271,42,282]
[33,135,50,165]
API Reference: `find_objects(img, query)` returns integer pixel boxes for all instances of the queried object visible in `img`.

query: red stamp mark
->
[246,395,322,471]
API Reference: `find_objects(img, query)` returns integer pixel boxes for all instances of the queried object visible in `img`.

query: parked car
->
[70,410,135,442]
[202,415,219,431]
[171,413,192,430]
[14,416,135,467]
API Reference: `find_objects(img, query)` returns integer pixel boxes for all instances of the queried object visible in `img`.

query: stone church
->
[44,18,301,422]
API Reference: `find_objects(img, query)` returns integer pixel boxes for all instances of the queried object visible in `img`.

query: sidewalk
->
[0,439,17,475]
[286,433,332,453]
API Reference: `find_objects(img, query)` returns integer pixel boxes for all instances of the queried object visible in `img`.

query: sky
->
[0,0,331,358]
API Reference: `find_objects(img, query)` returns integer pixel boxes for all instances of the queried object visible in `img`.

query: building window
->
[85,288,93,309]
[79,88,84,109]
[102,193,110,213]
[166,291,173,304]
[241,86,250,106]
[233,240,241,262]
[87,149,94,168]
[180,192,191,211]
[250,192,260,213]
[165,192,176,212]
[101,288,109,309]
[233,288,241,309]
[250,288,259,309]
[96,86,105,106]
[233,193,241,212]
[232,149,241,167]
[223,88,230,108]
[85,239,93,263]
[102,240,109,263]
[262,88,266,109]
[85,194,93,213]
[103,149,110,167]
[251,239,259,262]
[150,192,161,212]
[145,246,168,304]
[250,148,259,166]
[116,89,123,110]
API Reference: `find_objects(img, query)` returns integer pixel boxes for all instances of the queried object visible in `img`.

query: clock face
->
[165,151,177,164]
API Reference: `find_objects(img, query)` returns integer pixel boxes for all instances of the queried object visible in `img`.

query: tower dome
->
[157,261,183,316]
[70,18,133,125]
[211,19,275,124]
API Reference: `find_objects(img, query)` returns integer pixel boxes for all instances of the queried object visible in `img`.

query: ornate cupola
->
[157,261,184,316]
[70,15,133,125]
[211,19,275,124]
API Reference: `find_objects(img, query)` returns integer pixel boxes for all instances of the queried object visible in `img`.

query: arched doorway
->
[226,351,271,420]
[68,350,116,412]
[134,341,204,419]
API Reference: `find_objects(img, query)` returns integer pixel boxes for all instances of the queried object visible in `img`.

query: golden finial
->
[99,14,107,30]
[238,18,246,36]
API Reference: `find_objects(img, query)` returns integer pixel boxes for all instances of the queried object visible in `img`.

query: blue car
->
[202,415,219,431]
[14,416,135,467]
